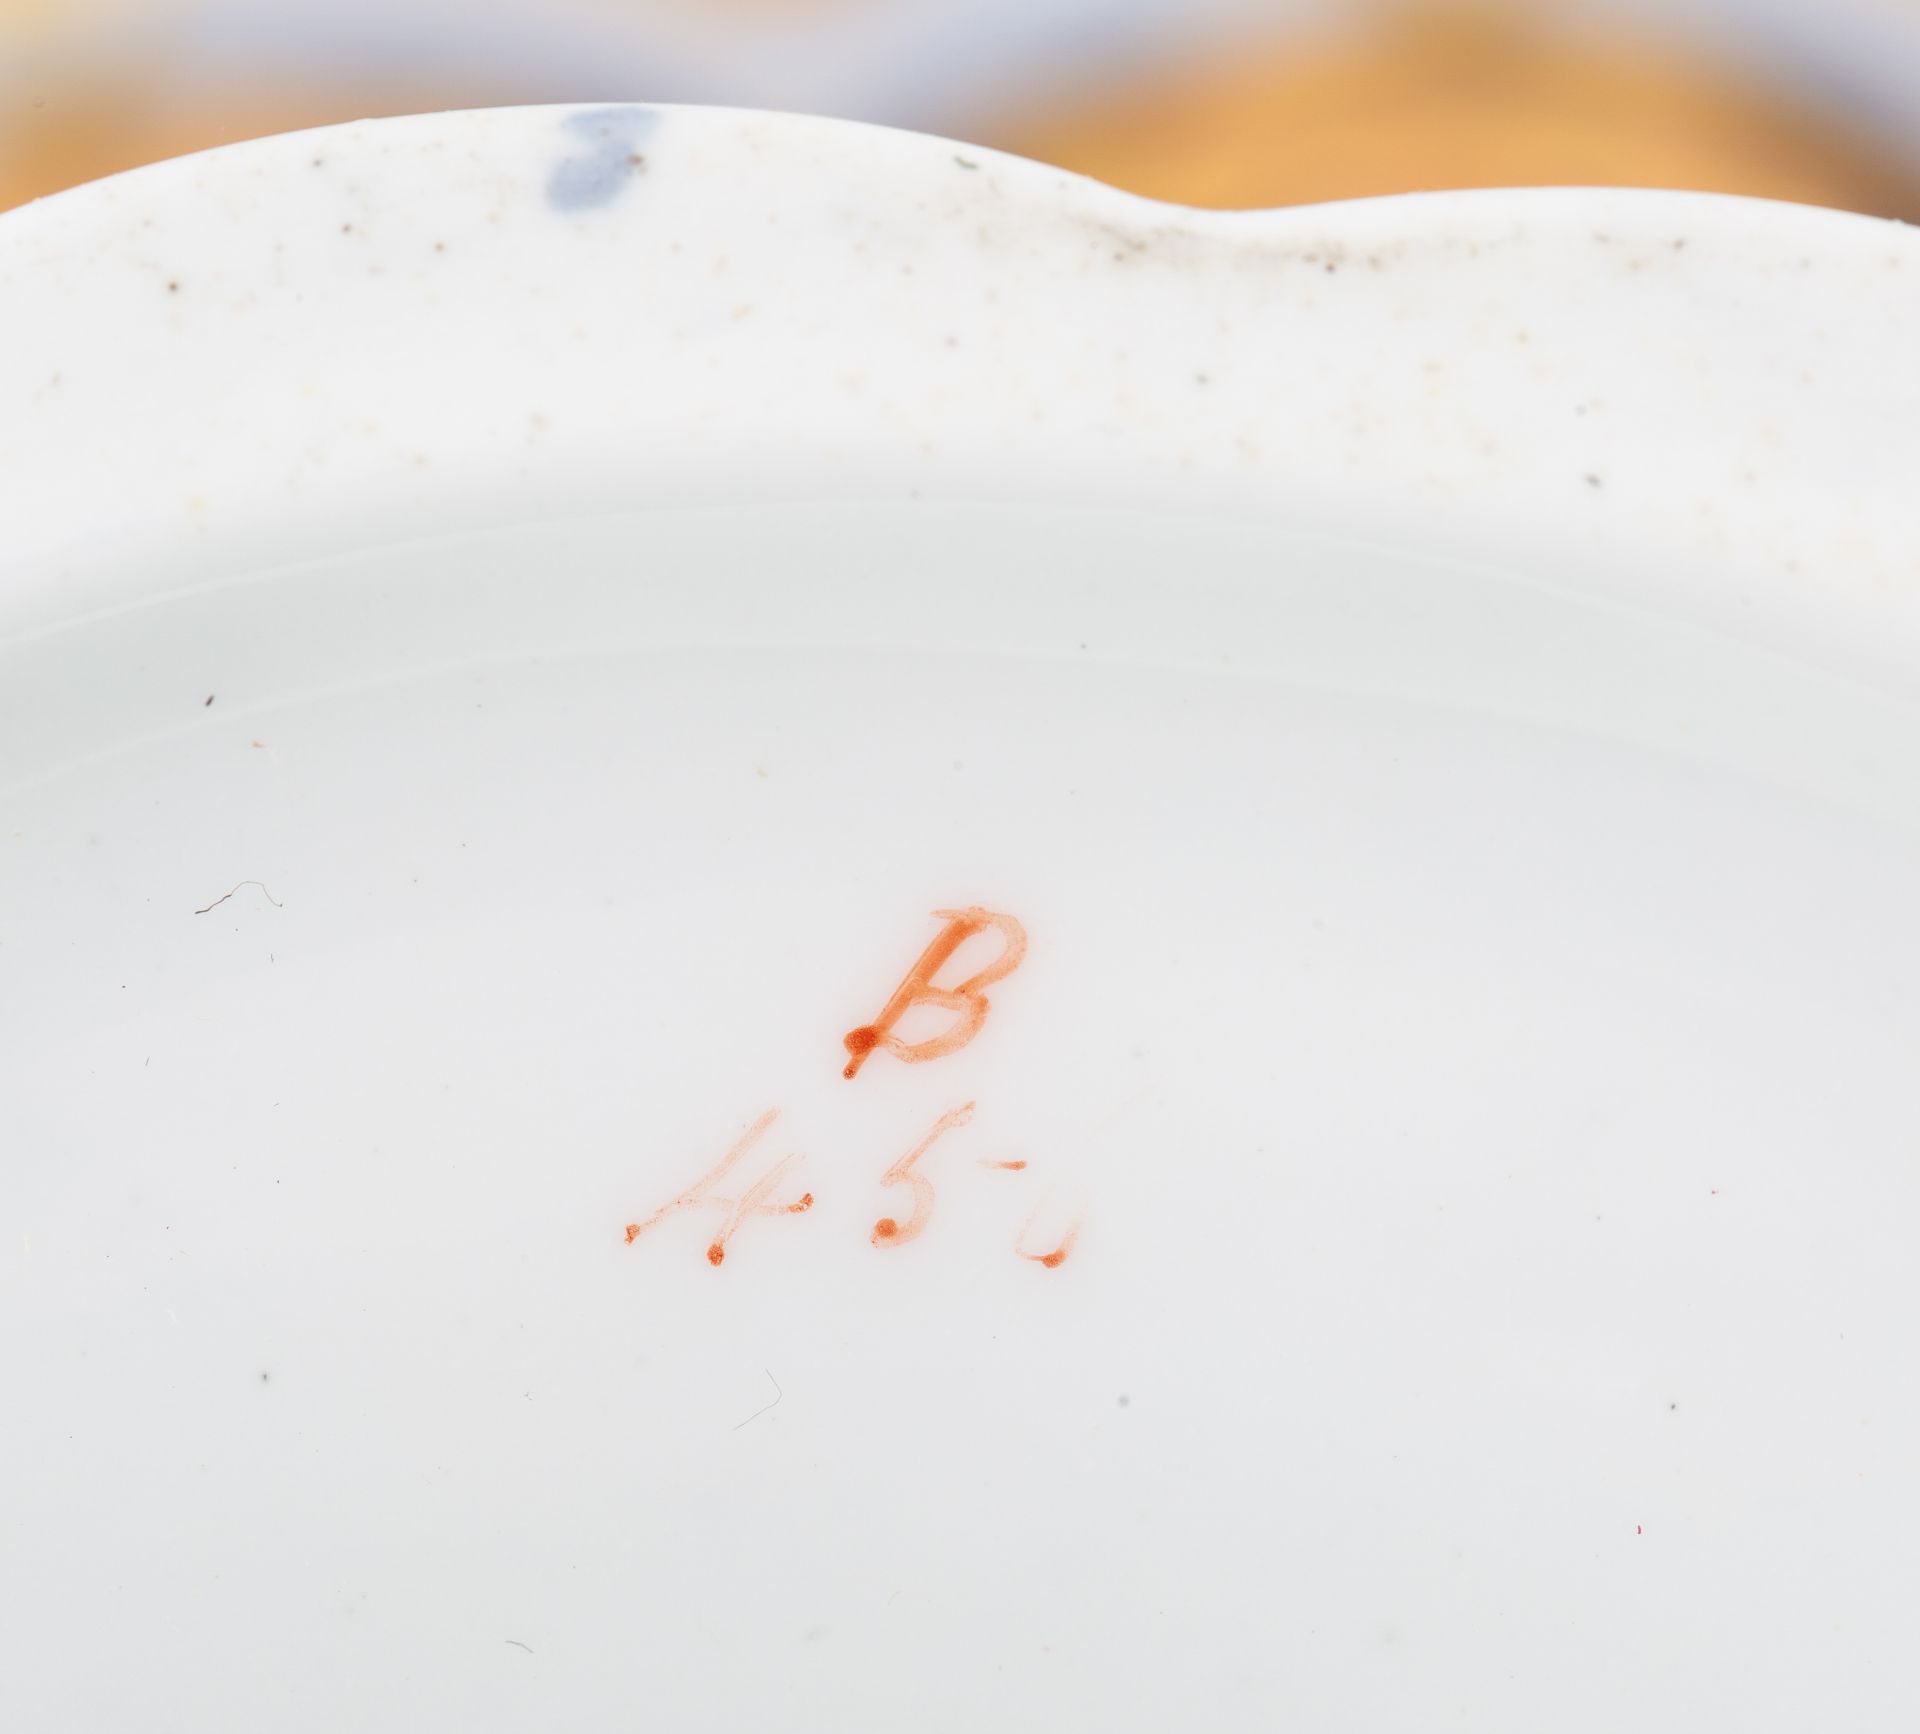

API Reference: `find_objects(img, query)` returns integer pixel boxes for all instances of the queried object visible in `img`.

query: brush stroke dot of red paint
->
[873,1217,898,1239]
[842,1026,880,1078]
[707,1243,726,1266]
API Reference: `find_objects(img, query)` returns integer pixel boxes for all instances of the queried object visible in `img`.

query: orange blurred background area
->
[4,0,1920,218]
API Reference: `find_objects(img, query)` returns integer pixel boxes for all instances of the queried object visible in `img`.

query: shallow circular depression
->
[5,502,1920,1731]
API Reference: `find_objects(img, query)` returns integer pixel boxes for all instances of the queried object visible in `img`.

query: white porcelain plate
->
[4,107,1920,1731]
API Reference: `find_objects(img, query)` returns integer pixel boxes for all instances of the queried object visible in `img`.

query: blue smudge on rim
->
[547,107,658,213]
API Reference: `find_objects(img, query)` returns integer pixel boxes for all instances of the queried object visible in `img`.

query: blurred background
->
[4,0,1920,217]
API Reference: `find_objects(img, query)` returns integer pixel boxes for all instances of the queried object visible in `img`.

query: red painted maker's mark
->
[870,1102,975,1249]
[1015,1208,1079,1271]
[624,1109,812,1267]
[842,907,1027,1079]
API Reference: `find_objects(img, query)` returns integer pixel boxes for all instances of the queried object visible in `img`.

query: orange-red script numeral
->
[842,907,1027,1080]
[870,1101,975,1248]
[1014,1207,1079,1270]
[623,1109,813,1267]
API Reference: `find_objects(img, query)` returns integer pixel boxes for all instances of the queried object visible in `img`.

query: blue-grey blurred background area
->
[5,0,1920,216]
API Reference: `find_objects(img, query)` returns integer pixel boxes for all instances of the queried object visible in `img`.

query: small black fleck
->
[1324,261,1337,274]
[1668,1402,1677,1410]
[1194,371,1209,385]
[1673,237,1687,250]
[433,240,446,253]
[203,693,215,706]
[954,155,980,171]
[1117,1394,1131,1407]
[167,280,180,293]
[1584,474,1603,488]
[341,223,353,234]
[311,156,325,168]
[260,1371,271,1383]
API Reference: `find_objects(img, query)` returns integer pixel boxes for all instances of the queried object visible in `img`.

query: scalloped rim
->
[2,103,1916,672]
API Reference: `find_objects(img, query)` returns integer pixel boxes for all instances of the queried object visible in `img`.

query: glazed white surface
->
[3,109,1920,1733]
[2,106,1916,667]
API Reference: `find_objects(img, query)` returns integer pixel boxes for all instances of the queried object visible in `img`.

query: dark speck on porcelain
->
[547,107,658,213]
